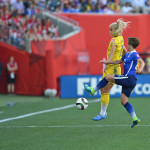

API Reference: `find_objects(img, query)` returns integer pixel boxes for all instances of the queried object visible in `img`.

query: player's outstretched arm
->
[99,59,123,64]
[136,58,145,73]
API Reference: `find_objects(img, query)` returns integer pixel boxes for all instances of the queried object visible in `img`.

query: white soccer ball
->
[76,97,88,110]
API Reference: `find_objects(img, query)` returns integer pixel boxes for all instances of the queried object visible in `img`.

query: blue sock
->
[96,77,109,90]
[124,102,136,118]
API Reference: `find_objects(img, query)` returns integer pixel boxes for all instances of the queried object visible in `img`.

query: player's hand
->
[99,60,108,64]
[136,68,142,73]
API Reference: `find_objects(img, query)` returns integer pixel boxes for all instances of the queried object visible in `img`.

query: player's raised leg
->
[84,84,96,96]
[84,75,111,96]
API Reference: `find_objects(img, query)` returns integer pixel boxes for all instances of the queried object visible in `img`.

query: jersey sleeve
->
[110,37,118,45]
[133,53,141,61]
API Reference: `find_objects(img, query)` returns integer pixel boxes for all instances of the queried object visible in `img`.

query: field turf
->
[0,94,150,150]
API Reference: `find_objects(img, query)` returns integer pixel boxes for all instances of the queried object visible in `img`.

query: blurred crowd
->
[141,56,150,74]
[0,0,150,49]
[0,0,59,49]
[0,0,147,14]
[55,0,150,14]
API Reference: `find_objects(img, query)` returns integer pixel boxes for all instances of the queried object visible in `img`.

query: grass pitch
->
[0,94,150,150]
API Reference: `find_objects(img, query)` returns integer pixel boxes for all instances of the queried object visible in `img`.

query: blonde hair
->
[109,18,130,36]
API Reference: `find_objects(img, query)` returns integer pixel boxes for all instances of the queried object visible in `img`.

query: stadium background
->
[0,14,150,96]
[0,1,150,150]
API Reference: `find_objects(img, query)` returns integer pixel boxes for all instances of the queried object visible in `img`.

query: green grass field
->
[0,94,150,150]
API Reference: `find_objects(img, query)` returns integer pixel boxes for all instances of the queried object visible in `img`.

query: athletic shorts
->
[7,74,17,84]
[102,65,121,78]
[114,74,137,98]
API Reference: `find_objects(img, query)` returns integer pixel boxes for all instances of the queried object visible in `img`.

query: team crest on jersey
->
[111,39,115,43]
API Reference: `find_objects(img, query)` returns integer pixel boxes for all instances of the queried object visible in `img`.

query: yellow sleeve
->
[110,37,119,45]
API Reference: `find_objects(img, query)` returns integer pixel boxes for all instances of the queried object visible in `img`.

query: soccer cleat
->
[131,118,140,128]
[92,113,107,121]
[84,84,95,96]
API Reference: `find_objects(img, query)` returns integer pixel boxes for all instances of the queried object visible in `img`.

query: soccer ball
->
[76,97,88,110]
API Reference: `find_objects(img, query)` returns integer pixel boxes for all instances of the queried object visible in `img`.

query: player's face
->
[127,42,129,49]
[109,28,115,36]
[127,42,132,51]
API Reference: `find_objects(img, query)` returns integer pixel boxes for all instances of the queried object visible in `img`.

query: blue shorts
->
[114,74,137,98]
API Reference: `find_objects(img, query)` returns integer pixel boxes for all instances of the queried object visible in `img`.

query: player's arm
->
[122,46,127,56]
[103,45,116,73]
[136,58,145,73]
[107,45,116,62]
[99,59,123,64]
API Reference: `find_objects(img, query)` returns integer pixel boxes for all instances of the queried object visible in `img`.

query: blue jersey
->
[121,50,141,76]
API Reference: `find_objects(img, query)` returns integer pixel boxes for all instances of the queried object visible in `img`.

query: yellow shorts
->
[102,65,121,78]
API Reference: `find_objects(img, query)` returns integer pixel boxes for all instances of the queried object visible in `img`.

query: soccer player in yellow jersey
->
[84,18,130,120]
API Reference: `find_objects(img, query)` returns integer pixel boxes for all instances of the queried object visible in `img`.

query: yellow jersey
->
[107,35,124,67]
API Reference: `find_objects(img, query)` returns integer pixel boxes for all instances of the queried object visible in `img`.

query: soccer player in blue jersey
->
[84,37,145,128]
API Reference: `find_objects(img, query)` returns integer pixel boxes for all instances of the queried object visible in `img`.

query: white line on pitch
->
[0,99,99,123]
[0,125,149,128]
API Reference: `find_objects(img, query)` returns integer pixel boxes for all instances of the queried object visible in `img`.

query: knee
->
[105,75,110,81]
[105,75,113,81]
[121,99,127,106]
[101,87,110,93]
[100,88,105,93]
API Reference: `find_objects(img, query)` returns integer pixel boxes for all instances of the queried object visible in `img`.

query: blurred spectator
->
[70,3,80,13]
[121,2,134,14]
[144,0,150,14]
[131,0,146,13]
[38,0,47,9]
[12,0,25,14]
[48,24,58,37]
[145,56,150,73]
[86,0,93,12]
[99,0,108,8]
[25,4,37,16]
[103,3,114,14]
[7,56,18,95]
[63,2,71,12]
[94,2,103,13]
[110,2,121,13]
[10,26,20,47]
[48,0,62,12]
[23,0,31,10]
[146,0,150,6]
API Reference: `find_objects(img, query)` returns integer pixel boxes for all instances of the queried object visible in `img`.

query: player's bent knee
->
[121,99,128,105]
[105,75,114,81]
[101,86,110,93]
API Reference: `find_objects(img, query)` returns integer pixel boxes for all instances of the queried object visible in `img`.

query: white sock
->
[131,112,136,119]
[100,103,108,116]
[94,86,99,92]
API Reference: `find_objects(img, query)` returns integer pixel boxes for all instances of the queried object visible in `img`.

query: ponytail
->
[109,18,130,36]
